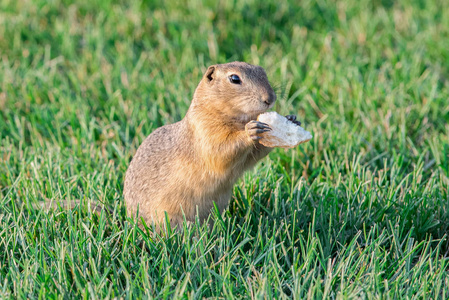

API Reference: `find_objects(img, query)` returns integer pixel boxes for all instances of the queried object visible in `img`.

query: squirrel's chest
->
[176,154,247,194]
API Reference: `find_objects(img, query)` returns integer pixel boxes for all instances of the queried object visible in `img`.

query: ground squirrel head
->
[191,62,276,123]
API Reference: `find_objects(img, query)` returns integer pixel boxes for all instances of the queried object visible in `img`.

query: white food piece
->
[257,112,313,148]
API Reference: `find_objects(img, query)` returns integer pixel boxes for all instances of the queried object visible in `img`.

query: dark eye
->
[229,74,242,84]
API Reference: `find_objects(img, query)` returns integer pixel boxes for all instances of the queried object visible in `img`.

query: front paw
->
[285,115,301,126]
[245,120,271,141]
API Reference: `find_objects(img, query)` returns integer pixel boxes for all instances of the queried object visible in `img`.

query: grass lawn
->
[1,0,448,298]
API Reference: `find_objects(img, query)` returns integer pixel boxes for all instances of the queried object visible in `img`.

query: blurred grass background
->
[0,0,448,298]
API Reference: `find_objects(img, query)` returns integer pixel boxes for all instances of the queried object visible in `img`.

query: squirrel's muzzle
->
[263,89,276,107]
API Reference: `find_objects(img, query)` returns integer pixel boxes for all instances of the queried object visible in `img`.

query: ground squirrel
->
[124,62,300,229]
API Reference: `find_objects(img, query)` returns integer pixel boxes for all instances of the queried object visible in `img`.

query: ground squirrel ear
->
[204,65,216,82]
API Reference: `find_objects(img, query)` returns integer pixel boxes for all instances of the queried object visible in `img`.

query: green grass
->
[1,0,448,298]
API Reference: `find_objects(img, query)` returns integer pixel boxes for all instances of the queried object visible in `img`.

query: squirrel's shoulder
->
[135,120,187,156]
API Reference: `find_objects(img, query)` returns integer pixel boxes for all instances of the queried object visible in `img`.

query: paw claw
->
[286,115,301,126]
[286,115,296,121]
[246,120,272,141]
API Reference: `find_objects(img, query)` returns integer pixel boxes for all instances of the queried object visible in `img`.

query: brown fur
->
[124,62,276,229]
